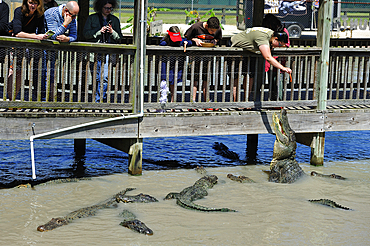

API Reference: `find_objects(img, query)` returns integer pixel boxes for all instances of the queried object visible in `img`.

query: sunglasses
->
[66,8,78,18]
[103,7,114,11]
[28,1,38,5]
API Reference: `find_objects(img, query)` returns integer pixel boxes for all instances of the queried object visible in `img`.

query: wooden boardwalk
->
[2,104,369,140]
[1,34,370,176]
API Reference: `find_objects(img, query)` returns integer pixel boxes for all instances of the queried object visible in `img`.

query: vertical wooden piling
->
[312,0,333,166]
[128,138,143,175]
[247,134,258,162]
[74,139,86,156]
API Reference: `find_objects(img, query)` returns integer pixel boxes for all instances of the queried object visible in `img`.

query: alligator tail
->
[177,199,237,212]
[309,199,351,210]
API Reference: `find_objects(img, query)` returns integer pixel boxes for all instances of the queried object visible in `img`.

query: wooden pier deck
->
[1,104,369,139]
[1,32,370,176]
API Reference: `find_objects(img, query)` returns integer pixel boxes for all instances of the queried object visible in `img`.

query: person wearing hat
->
[159,26,192,102]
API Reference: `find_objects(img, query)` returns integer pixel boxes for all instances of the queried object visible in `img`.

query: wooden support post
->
[246,134,258,163]
[296,133,325,166]
[74,139,86,156]
[128,138,143,175]
[310,132,325,166]
[310,0,332,166]
[94,138,143,175]
[133,0,147,114]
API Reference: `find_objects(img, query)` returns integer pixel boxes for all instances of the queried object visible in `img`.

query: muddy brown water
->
[1,161,369,245]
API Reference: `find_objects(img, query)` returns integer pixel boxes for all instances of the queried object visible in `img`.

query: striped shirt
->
[44,4,77,42]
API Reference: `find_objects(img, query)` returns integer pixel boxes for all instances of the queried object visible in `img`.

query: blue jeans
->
[91,54,109,102]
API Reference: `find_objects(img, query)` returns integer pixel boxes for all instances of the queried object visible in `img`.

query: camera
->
[101,20,112,43]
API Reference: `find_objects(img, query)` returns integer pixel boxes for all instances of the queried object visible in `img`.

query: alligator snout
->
[37,225,46,232]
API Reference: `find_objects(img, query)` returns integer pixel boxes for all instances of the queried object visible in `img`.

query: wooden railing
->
[0,37,369,111]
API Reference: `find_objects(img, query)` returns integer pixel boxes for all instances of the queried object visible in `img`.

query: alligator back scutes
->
[309,199,351,210]
[311,171,346,180]
[227,174,255,183]
[165,175,236,212]
[119,209,153,235]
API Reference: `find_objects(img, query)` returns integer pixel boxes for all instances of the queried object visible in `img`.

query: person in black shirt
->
[7,0,47,101]
[184,17,222,102]
[0,0,9,36]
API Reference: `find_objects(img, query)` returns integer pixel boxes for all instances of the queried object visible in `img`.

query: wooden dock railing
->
[0,37,369,111]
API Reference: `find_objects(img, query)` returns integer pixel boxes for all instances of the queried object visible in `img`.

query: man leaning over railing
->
[42,1,79,101]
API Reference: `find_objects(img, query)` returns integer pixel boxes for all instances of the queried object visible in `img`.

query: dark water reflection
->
[0,131,369,188]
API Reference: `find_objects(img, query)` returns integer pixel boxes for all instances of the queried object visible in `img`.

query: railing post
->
[311,0,333,166]
[133,0,147,114]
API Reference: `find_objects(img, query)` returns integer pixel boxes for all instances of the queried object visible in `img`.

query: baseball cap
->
[167,30,182,42]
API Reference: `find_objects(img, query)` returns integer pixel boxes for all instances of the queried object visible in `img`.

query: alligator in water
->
[16,177,92,189]
[37,188,133,232]
[119,209,153,235]
[164,175,236,212]
[310,171,346,180]
[227,174,255,183]
[213,142,240,160]
[116,192,159,203]
[309,199,351,210]
[269,109,305,183]
[195,166,207,175]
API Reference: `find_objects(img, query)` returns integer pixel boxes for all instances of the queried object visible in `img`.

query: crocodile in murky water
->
[15,177,92,189]
[213,142,240,160]
[269,109,305,183]
[164,175,236,212]
[37,188,134,232]
[119,209,153,235]
[309,199,351,210]
[227,174,255,183]
[195,166,207,175]
[310,171,346,180]
[115,191,159,203]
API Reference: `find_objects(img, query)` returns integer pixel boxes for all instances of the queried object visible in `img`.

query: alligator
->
[164,175,236,212]
[37,188,135,232]
[119,209,153,235]
[309,199,351,210]
[195,166,207,175]
[311,171,346,180]
[213,142,240,160]
[15,177,92,189]
[115,192,158,203]
[227,174,255,183]
[269,109,305,183]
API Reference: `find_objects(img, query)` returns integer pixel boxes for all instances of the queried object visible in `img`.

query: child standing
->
[159,26,192,102]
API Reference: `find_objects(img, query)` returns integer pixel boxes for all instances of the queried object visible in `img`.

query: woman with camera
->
[83,0,123,102]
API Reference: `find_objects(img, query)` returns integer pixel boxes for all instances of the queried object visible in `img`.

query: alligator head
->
[37,217,69,232]
[193,175,218,189]
[120,219,153,235]
[269,109,304,183]
[272,108,297,161]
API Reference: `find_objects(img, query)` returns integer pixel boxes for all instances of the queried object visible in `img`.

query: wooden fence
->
[0,37,369,111]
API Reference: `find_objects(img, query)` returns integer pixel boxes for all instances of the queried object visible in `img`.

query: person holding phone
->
[44,1,79,42]
[83,0,123,102]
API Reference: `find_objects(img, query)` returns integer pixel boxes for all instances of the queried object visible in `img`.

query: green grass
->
[106,8,237,26]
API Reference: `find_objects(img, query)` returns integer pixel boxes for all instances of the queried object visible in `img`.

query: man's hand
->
[36,34,49,40]
[192,38,203,46]
[63,12,73,26]
[56,35,70,42]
